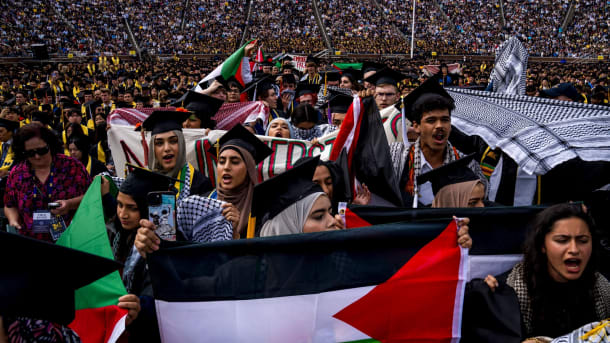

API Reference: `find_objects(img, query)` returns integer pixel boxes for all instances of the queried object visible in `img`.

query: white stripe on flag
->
[343,96,360,155]
[468,254,522,280]
[156,286,374,343]
[451,246,469,343]
[107,314,127,343]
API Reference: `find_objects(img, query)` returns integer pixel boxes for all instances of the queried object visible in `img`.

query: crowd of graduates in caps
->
[1,0,608,57]
[0,39,609,342]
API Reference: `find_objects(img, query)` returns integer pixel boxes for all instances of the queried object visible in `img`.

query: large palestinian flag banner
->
[147,208,536,342]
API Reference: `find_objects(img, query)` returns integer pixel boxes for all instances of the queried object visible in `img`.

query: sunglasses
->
[24,146,50,158]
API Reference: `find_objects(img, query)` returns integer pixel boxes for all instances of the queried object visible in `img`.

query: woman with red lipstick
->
[464,204,610,342]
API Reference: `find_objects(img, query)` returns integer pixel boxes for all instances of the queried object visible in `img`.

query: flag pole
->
[410,0,416,59]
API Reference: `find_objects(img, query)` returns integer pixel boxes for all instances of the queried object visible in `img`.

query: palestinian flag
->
[148,219,521,342]
[330,97,403,206]
[57,177,128,343]
[333,62,363,71]
[199,39,255,89]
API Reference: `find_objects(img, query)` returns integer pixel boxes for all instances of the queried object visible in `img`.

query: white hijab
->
[260,192,324,237]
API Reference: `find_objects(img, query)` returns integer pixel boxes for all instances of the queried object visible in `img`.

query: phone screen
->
[148,192,176,241]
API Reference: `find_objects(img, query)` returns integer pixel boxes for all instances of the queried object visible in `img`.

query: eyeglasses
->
[24,146,50,158]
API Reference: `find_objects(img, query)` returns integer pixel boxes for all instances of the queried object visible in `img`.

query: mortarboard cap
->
[281,73,296,85]
[34,87,52,99]
[322,91,353,114]
[0,231,121,324]
[0,118,20,131]
[295,83,321,98]
[306,55,320,65]
[363,67,406,87]
[182,91,224,123]
[30,111,52,125]
[416,153,478,194]
[261,61,274,67]
[252,156,323,223]
[322,70,341,82]
[139,110,190,135]
[120,164,180,199]
[362,61,385,74]
[396,75,454,123]
[208,124,272,164]
[341,68,363,82]
[540,83,580,101]
[242,75,275,101]
[282,55,293,62]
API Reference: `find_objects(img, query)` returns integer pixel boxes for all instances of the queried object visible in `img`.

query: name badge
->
[49,215,67,241]
[32,210,52,233]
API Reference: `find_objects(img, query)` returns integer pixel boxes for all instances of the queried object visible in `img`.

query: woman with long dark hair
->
[464,203,610,342]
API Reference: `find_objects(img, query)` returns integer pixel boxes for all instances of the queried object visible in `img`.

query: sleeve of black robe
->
[461,277,523,343]
[189,169,214,196]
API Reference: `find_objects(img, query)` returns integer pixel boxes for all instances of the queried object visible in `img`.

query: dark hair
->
[412,94,455,123]
[291,104,318,125]
[13,123,63,162]
[68,136,91,163]
[65,122,87,141]
[523,203,598,320]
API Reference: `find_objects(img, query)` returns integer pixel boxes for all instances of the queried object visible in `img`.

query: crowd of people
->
[0,28,610,342]
[1,0,608,57]
[247,0,325,54]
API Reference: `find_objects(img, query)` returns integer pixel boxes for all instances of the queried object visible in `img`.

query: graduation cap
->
[321,91,353,114]
[281,73,296,85]
[30,111,52,125]
[208,124,272,164]
[0,118,20,131]
[281,55,293,62]
[34,87,52,99]
[0,231,122,324]
[416,153,478,194]
[322,70,341,82]
[362,61,385,74]
[120,164,180,200]
[341,68,363,81]
[252,156,323,223]
[180,90,223,123]
[395,75,454,123]
[306,55,320,65]
[242,75,276,101]
[363,67,406,87]
[261,61,274,67]
[295,83,321,98]
[138,110,190,135]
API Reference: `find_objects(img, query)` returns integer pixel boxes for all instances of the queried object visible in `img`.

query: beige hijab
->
[432,180,482,208]
[148,129,187,178]
[216,145,258,239]
[260,192,325,237]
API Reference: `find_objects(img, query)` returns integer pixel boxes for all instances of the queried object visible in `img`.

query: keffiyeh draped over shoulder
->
[292,123,337,141]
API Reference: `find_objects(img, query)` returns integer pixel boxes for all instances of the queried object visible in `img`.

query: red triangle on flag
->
[344,207,372,229]
[334,220,465,343]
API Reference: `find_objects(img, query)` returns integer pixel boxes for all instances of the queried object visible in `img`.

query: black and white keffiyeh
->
[551,320,610,343]
[490,36,528,95]
[177,195,233,243]
[447,88,610,175]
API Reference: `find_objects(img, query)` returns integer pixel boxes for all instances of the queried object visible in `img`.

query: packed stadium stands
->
[0,0,607,57]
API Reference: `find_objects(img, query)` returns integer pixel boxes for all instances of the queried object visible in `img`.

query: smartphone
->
[48,202,61,209]
[147,191,176,241]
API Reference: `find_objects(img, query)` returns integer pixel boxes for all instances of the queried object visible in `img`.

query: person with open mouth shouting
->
[139,110,213,201]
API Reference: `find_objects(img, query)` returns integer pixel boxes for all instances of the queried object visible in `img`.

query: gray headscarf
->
[148,129,187,178]
[260,192,325,237]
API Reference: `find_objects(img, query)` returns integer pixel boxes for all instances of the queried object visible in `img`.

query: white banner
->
[107,109,403,181]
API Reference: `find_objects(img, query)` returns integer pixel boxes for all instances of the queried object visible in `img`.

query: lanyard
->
[32,167,55,204]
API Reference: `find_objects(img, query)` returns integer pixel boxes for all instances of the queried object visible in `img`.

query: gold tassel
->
[580,319,609,340]
[247,214,256,239]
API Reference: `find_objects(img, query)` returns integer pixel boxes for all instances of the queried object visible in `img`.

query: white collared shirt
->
[417,150,435,206]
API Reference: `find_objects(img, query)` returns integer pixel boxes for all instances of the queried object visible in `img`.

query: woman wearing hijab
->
[255,157,344,237]
[134,124,272,257]
[417,154,487,208]
[139,110,212,200]
[265,117,293,138]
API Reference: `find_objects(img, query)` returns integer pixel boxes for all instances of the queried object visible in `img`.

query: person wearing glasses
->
[3,123,91,242]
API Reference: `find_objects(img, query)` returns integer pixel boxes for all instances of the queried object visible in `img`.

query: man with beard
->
[391,77,487,207]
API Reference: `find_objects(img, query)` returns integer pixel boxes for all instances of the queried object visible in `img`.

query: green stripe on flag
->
[333,62,363,70]
[220,39,256,80]
[342,339,380,343]
[57,177,126,310]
